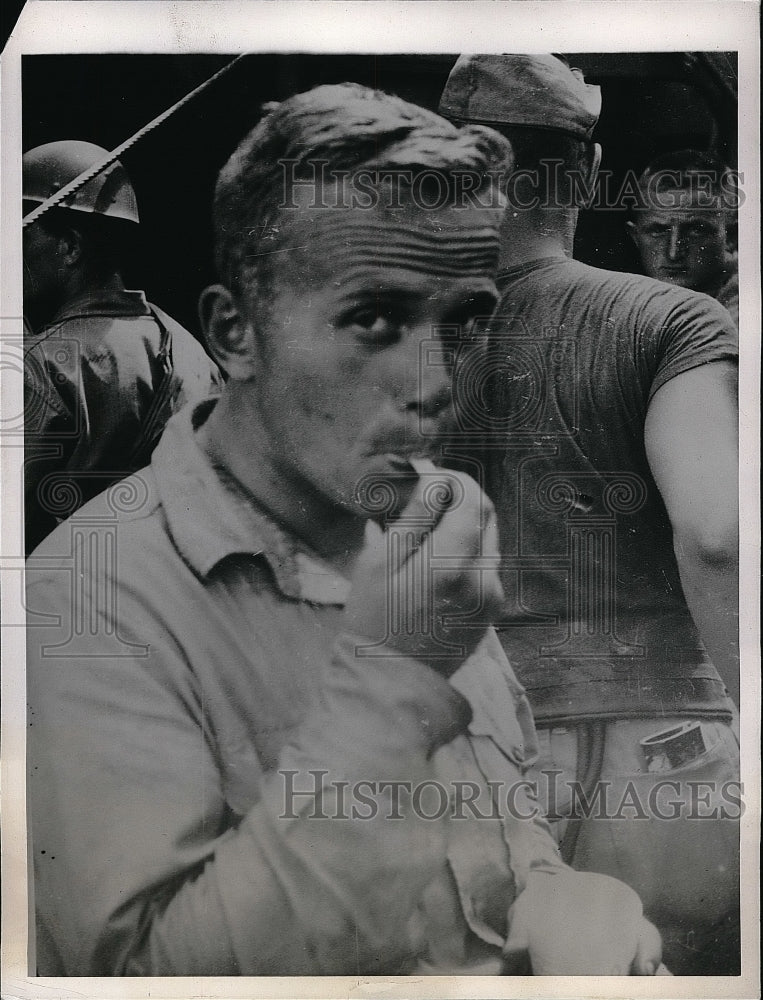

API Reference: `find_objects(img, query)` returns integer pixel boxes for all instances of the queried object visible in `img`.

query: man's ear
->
[199,284,258,380]
[59,227,84,267]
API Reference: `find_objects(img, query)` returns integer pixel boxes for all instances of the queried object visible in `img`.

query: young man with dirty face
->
[26,84,661,977]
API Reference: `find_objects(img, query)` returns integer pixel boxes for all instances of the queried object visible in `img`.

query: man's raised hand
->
[346,465,505,676]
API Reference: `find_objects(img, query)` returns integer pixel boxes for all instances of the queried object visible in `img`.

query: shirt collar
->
[151,399,351,606]
[49,284,151,326]
[496,256,565,285]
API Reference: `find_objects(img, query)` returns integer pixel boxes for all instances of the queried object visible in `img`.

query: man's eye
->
[346,308,402,345]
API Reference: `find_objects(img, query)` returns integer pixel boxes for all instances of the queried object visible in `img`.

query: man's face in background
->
[628,187,730,294]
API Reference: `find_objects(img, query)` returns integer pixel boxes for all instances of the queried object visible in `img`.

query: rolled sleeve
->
[430,629,565,953]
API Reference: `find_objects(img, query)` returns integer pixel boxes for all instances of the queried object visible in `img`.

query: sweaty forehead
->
[267,192,503,287]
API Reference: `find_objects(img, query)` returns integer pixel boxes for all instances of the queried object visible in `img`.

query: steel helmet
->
[22,140,139,224]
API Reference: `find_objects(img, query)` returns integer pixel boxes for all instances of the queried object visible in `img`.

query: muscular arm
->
[644,360,739,703]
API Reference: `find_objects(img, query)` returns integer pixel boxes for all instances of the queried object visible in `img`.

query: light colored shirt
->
[27,398,562,976]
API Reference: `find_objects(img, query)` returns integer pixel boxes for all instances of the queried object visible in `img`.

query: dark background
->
[22,52,738,335]
[1,0,25,53]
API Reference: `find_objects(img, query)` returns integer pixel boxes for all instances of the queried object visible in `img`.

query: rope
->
[23,54,247,228]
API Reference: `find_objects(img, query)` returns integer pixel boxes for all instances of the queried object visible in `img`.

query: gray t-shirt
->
[452,257,738,723]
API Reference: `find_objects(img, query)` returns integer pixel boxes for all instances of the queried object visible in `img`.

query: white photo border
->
[2,3,760,998]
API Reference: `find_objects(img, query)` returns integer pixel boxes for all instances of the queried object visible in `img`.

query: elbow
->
[673,522,738,569]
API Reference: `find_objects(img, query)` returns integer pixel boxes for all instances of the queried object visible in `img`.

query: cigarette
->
[409,456,438,475]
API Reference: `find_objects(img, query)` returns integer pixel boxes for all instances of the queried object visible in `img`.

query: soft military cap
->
[439,54,601,140]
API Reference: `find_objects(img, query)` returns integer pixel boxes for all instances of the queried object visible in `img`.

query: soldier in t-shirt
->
[440,54,739,975]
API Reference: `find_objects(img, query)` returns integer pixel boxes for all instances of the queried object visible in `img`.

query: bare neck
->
[68,269,125,301]
[498,207,577,271]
